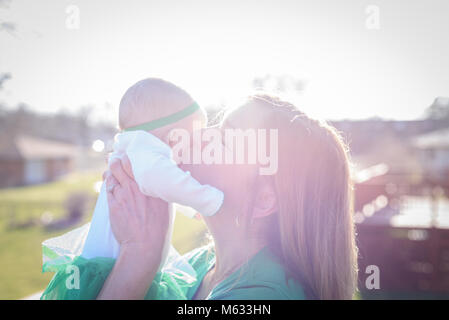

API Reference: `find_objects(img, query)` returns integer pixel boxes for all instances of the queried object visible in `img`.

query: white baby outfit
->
[81,130,224,268]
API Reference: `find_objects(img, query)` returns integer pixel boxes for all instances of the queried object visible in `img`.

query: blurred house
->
[412,128,449,185]
[334,118,449,191]
[0,135,77,188]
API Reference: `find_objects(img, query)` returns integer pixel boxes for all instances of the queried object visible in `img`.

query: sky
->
[0,0,448,122]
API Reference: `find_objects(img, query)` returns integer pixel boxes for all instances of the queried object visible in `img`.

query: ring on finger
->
[107,183,118,193]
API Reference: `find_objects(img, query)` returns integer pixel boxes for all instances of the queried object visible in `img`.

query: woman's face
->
[180,105,261,227]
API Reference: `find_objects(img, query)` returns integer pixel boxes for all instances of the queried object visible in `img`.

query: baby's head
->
[119,78,207,141]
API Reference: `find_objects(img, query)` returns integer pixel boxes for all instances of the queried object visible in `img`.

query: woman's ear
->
[252,176,278,219]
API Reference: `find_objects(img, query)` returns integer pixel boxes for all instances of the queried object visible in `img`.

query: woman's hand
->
[106,156,170,257]
[97,156,171,299]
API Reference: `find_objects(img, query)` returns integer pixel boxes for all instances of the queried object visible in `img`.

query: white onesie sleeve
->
[111,130,224,217]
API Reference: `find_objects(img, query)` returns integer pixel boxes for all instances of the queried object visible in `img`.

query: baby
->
[81,78,224,265]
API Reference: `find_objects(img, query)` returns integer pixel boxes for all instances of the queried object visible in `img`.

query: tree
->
[425,97,449,122]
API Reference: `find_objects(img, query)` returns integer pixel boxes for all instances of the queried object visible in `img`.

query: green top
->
[40,245,305,300]
[184,245,305,300]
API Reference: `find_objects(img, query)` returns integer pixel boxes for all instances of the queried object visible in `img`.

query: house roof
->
[0,135,77,160]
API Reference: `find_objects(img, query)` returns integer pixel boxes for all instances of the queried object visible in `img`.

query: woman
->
[42,94,358,300]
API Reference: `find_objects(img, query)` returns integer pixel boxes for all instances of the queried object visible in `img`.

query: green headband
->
[123,102,200,132]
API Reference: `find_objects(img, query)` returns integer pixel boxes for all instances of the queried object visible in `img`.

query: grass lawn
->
[0,172,207,299]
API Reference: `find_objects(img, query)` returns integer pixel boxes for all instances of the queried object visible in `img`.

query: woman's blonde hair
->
[242,94,358,300]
